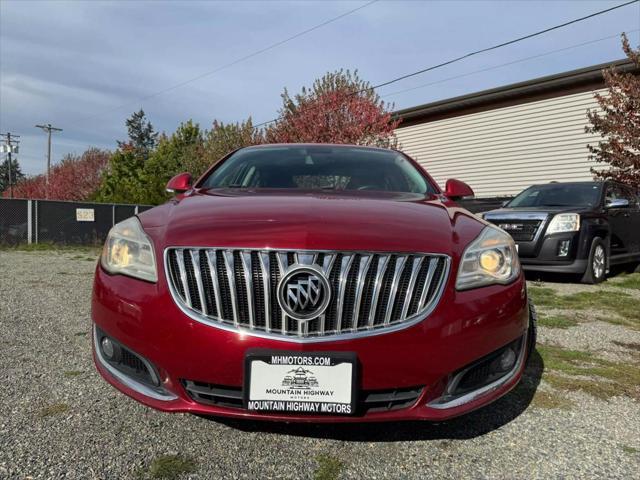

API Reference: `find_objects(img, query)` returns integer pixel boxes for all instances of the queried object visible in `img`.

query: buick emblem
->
[277,266,331,322]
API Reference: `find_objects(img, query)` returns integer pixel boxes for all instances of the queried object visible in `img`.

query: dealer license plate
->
[244,350,356,415]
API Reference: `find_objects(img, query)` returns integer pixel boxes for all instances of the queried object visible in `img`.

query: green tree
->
[194,118,264,177]
[141,120,205,204]
[93,149,146,203]
[0,157,24,195]
[118,109,159,159]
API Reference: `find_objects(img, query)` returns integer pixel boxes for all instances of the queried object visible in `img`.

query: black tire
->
[581,237,607,284]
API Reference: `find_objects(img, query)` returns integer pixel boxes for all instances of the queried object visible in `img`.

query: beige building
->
[395,60,637,199]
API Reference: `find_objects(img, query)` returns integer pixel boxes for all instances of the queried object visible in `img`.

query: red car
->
[92,144,535,422]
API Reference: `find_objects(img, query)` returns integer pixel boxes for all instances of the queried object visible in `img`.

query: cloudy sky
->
[1,0,638,175]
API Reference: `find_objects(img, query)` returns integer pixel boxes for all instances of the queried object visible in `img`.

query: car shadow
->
[209,350,544,442]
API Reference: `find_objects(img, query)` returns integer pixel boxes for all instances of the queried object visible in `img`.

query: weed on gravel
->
[37,403,70,418]
[529,287,639,328]
[137,454,197,480]
[530,390,575,410]
[610,273,640,290]
[538,345,640,400]
[314,454,344,480]
[538,313,578,329]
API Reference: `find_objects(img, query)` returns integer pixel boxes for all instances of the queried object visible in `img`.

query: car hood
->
[139,189,485,256]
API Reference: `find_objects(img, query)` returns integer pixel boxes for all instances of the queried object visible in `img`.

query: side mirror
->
[444,179,474,200]
[606,198,629,209]
[166,172,192,194]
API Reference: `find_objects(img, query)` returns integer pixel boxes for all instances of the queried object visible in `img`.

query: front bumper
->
[91,265,530,422]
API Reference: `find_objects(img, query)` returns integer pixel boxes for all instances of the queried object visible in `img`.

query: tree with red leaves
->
[587,34,640,188]
[7,148,110,201]
[266,69,399,148]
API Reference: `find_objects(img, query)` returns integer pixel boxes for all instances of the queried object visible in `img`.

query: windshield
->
[507,183,602,208]
[199,145,435,194]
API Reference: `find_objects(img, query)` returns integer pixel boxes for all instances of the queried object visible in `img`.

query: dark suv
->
[482,181,640,283]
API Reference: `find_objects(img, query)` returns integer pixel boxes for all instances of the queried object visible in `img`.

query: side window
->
[605,184,623,206]
[622,186,639,208]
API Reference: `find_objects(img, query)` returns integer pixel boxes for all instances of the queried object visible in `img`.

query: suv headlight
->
[101,217,157,282]
[456,226,520,290]
[546,213,580,235]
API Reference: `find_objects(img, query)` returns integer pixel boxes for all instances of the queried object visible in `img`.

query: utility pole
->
[35,123,63,198]
[1,132,20,199]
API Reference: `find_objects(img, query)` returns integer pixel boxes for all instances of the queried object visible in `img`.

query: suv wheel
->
[581,237,607,284]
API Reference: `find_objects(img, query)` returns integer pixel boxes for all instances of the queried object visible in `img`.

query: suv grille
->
[166,248,449,340]
[487,219,542,242]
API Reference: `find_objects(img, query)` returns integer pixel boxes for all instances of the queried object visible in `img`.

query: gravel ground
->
[1,250,639,479]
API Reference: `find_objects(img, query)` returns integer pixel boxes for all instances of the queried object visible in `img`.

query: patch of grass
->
[147,455,197,480]
[610,273,640,290]
[38,403,70,418]
[538,344,640,400]
[0,242,101,253]
[544,374,620,400]
[621,445,639,455]
[530,390,574,410]
[74,331,88,337]
[314,454,344,480]
[63,370,83,377]
[538,313,578,329]
[528,286,639,328]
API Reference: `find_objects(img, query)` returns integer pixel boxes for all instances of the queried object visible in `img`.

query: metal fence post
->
[34,200,38,244]
[27,200,32,244]
[134,205,139,215]
[112,204,115,226]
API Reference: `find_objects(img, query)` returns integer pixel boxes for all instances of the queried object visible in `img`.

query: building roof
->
[395,59,638,127]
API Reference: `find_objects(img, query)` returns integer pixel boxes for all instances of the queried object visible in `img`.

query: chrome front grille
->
[165,248,449,341]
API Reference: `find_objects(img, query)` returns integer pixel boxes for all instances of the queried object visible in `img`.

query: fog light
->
[498,348,516,371]
[558,240,570,257]
[101,337,115,359]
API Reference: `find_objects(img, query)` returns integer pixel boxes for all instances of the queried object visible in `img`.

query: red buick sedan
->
[92,144,535,422]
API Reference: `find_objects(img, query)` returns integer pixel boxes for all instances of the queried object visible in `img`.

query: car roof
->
[241,143,395,153]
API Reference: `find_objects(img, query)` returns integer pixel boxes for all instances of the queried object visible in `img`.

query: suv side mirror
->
[444,179,474,200]
[166,172,192,194]
[605,198,629,209]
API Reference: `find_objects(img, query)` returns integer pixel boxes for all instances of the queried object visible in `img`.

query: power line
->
[253,0,639,129]
[382,29,640,99]
[71,0,379,127]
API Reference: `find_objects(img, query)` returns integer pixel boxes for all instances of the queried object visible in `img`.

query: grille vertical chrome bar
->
[351,254,373,331]
[368,255,390,328]
[204,250,223,318]
[318,254,337,335]
[383,255,408,325]
[258,252,271,332]
[189,250,207,315]
[418,258,438,310]
[400,256,424,320]
[335,254,355,333]
[175,249,192,308]
[275,253,289,335]
[222,250,239,326]
[240,251,255,329]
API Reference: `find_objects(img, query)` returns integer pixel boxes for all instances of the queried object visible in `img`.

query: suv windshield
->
[199,145,434,194]
[507,183,602,208]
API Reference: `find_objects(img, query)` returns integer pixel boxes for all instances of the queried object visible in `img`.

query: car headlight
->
[456,226,520,290]
[546,213,580,235]
[101,217,157,282]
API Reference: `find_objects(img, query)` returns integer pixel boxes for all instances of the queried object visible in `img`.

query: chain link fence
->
[0,198,153,246]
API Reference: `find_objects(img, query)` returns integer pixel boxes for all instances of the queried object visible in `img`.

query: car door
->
[621,185,640,254]
[604,183,637,258]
